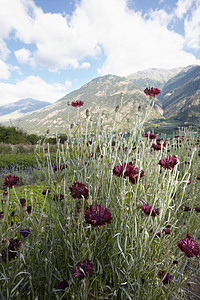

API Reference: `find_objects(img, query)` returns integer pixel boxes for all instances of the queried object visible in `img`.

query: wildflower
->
[69,182,89,200]
[73,260,94,279]
[27,205,32,214]
[197,176,200,180]
[20,228,30,238]
[4,175,19,189]
[163,228,171,235]
[20,198,26,209]
[2,238,9,248]
[144,87,161,98]
[158,271,172,285]
[141,203,159,217]
[184,206,191,211]
[144,132,157,139]
[71,100,84,107]
[152,139,166,151]
[1,238,22,262]
[53,164,67,172]
[172,260,178,265]
[58,280,69,290]
[86,108,90,117]
[115,105,120,112]
[188,179,191,184]
[178,236,199,257]
[84,204,112,227]
[113,162,144,184]
[194,207,200,212]
[53,194,64,201]
[158,155,178,170]
[0,211,4,221]
[42,189,50,195]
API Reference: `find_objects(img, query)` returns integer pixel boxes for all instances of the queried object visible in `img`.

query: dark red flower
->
[20,228,30,238]
[113,162,144,184]
[20,198,26,208]
[84,204,112,227]
[69,182,89,200]
[1,238,22,262]
[58,280,69,290]
[141,203,159,217]
[178,237,199,257]
[0,212,4,221]
[42,189,50,195]
[152,139,166,151]
[4,175,19,189]
[71,100,84,107]
[158,155,178,170]
[158,271,172,284]
[163,228,171,235]
[194,207,200,212]
[73,260,94,279]
[144,87,161,97]
[144,132,157,139]
[184,206,191,211]
[27,205,32,214]
[53,193,64,201]
[53,164,67,172]
[197,176,200,180]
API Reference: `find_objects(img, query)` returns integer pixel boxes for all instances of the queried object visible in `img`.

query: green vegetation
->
[0,97,199,299]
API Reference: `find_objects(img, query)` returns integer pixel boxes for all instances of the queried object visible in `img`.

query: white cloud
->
[15,48,33,64]
[0,0,199,78]
[175,0,195,19]
[79,62,91,69]
[65,80,72,87]
[0,59,10,79]
[184,4,200,50]
[0,75,68,105]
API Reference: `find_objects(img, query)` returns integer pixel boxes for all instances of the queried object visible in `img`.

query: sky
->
[0,0,200,106]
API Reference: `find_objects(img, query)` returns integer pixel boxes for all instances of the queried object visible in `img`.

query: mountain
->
[0,98,51,123]
[126,67,183,90]
[3,65,200,135]
[5,74,165,134]
[158,65,200,126]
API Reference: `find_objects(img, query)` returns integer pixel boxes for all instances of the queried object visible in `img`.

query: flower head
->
[144,87,161,98]
[144,132,157,139]
[141,203,159,217]
[158,271,172,285]
[69,182,89,200]
[73,260,94,279]
[113,162,144,184]
[158,155,178,170]
[58,280,69,290]
[71,100,84,107]
[53,164,67,172]
[4,175,19,189]
[20,228,30,238]
[152,139,166,151]
[84,204,112,227]
[178,236,199,257]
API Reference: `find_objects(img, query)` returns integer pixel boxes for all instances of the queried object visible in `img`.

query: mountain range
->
[1,65,199,134]
[0,99,51,123]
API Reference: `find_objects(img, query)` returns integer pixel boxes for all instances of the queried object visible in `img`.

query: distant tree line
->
[0,125,68,145]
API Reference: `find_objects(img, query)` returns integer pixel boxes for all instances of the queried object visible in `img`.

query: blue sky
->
[0,0,200,105]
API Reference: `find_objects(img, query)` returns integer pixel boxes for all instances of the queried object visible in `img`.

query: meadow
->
[0,94,200,299]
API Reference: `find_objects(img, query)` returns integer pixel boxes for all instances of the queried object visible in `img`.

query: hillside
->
[158,65,200,126]
[0,98,51,122]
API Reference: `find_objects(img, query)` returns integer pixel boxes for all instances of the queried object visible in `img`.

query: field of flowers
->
[0,91,200,299]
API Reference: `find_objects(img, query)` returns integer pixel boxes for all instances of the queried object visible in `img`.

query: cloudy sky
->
[0,0,200,105]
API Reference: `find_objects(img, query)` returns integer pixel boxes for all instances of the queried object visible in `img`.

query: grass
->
[0,98,199,299]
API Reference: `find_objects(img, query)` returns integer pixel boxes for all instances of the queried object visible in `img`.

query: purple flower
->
[69,182,89,200]
[84,204,112,227]
[4,175,19,189]
[178,236,199,257]
[152,139,166,151]
[141,203,159,217]
[163,228,171,235]
[113,162,144,184]
[73,260,94,279]
[184,206,191,211]
[20,228,30,238]
[158,271,172,285]
[1,238,22,262]
[158,155,178,170]
[113,163,126,177]
[197,176,200,180]
[20,198,26,208]
[27,205,32,214]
